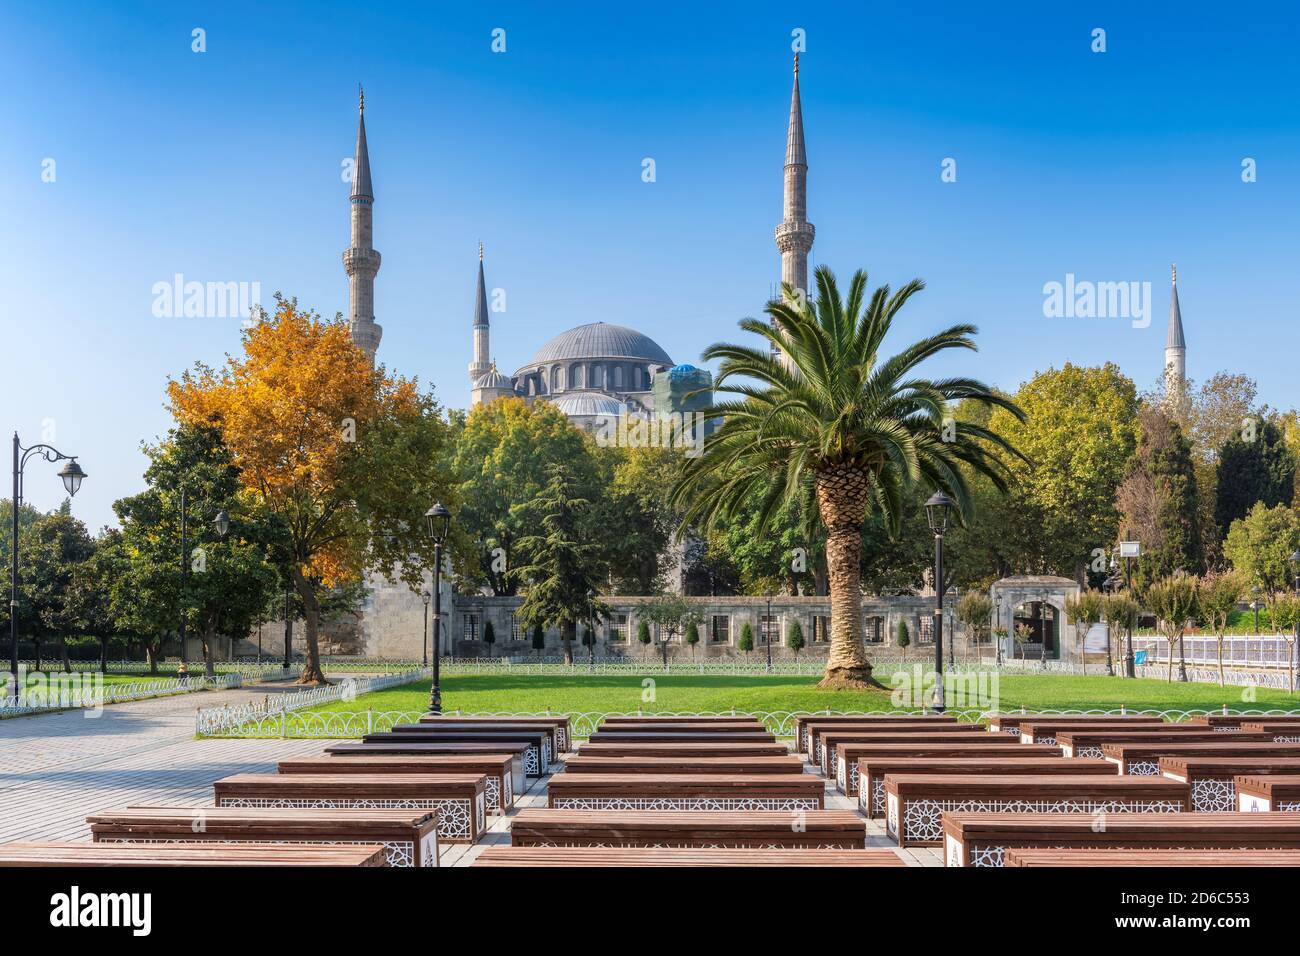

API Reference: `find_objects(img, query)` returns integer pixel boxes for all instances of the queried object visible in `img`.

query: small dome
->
[473,367,513,390]
[546,392,626,418]
[527,322,673,366]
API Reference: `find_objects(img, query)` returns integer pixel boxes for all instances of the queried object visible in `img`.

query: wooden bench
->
[602,716,764,724]
[1159,756,1300,811]
[942,811,1300,867]
[1241,722,1300,741]
[585,731,776,744]
[816,728,989,776]
[794,714,958,754]
[1016,720,1176,745]
[1236,774,1300,812]
[800,723,977,764]
[323,742,528,795]
[588,722,768,735]
[576,742,791,757]
[378,725,557,766]
[1103,740,1300,775]
[0,841,390,867]
[986,714,1162,735]
[1056,729,1273,759]
[835,742,1064,796]
[546,773,824,811]
[472,846,903,867]
[1189,713,1300,729]
[278,754,516,812]
[885,774,1190,847]
[1004,847,1300,867]
[87,807,441,867]
[416,714,572,752]
[212,773,487,843]
[562,755,805,775]
[509,809,866,848]
[396,719,564,757]
[362,730,552,776]
[857,757,1116,818]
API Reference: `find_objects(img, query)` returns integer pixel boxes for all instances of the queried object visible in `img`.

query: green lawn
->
[302,672,1300,719]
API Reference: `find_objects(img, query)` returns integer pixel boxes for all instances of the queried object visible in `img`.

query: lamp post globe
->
[57,459,87,497]
[213,510,230,537]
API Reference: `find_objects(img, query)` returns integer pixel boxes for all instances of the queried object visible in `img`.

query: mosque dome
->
[546,392,627,418]
[472,365,514,390]
[528,322,673,366]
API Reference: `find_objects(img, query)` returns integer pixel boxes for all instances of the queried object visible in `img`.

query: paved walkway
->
[0,681,323,843]
[2,694,937,864]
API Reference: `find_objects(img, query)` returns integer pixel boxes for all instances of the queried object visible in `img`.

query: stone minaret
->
[344,86,382,363]
[1165,263,1187,405]
[774,54,814,304]
[468,242,491,384]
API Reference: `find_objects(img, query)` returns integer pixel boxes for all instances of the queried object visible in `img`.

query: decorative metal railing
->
[2,673,243,717]
[195,668,432,736]
[1130,636,1298,669]
[194,705,1300,741]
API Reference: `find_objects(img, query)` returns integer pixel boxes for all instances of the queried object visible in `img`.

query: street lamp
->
[1119,539,1140,678]
[1251,585,1261,635]
[10,433,85,695]
[424,502,452,714]
[421,591,431,666]
[924,491,954,712]
[993,594,1004,666]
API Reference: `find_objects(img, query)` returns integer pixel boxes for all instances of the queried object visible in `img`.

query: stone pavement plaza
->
[0,689,928,866]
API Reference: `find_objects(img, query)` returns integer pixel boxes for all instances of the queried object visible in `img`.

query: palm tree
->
[671,267,1024,689]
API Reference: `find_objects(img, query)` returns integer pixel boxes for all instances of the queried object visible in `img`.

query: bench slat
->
[509,809,865,848]
[473,846,902,866]
[1004,848,1300,867]
[0,841,387,867]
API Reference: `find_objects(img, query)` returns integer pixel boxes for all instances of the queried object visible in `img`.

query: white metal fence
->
[195,668,431,736]
[2,673,243,717]
[194,705,1300,741]
[1130,636,1297,669]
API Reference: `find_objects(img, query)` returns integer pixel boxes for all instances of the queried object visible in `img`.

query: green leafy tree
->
[451,398,599,596]
[685,620,700,657]
[737,622,755,656]
[1215,417,1296,538]
[988,363,1140,580]
[636,619,652,648]
[19,503,95,672]
[514,464,610,666]
[1222,502,1300,620]
[531,621,546,659]
[638,594,704,667]
[593,446,683,594]
[1062,590,1103,675]
[955,593,993,660]
[1197,569,1246,687]
[1117,407,1203,588]
[670,266,1023,688]
[482,620,496,651]
[1145,574,1200,682]
[895,619,910,659]
[786,619,805,655]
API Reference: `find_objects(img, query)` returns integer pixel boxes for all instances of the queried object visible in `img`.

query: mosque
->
[341,58,818,427]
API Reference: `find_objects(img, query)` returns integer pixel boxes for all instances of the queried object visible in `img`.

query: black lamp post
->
[1289,552,1300,692]
[765,593,774,673]
[424,502,451,714]
[924,491,954,712]
[9,433,85,696]
[421,591,431,666]
[1120,540,1139,678]
[994,594,1004,666]
[1252,585,1261,635]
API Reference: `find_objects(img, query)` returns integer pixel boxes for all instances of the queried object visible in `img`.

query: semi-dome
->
[528,322,673,366]
[472,365,513,390]
[546,393,627,418]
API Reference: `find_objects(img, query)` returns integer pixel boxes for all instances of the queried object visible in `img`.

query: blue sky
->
[2,1,1298,530]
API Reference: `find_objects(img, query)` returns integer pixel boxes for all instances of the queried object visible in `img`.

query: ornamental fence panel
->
[2,673,243,717]
[194,704,1300,741]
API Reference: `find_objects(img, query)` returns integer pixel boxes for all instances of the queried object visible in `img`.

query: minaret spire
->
[773,55,814,367]
[344,85,381,363]
[1164,262,1187,410]
[469,244,491,385]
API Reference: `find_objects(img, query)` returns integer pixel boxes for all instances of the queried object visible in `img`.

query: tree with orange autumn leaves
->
[167,296,456,684]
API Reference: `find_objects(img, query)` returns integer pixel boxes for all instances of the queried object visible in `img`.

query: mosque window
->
[571,363,583,388]
[613,365,624,389]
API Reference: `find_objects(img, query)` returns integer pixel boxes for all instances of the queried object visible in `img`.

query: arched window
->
[613,365,624,389]
[552,366,563,392]
[571,363,584,389]
[591,364,604,389]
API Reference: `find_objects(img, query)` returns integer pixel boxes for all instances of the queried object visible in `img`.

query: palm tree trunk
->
[816,468,876,689]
